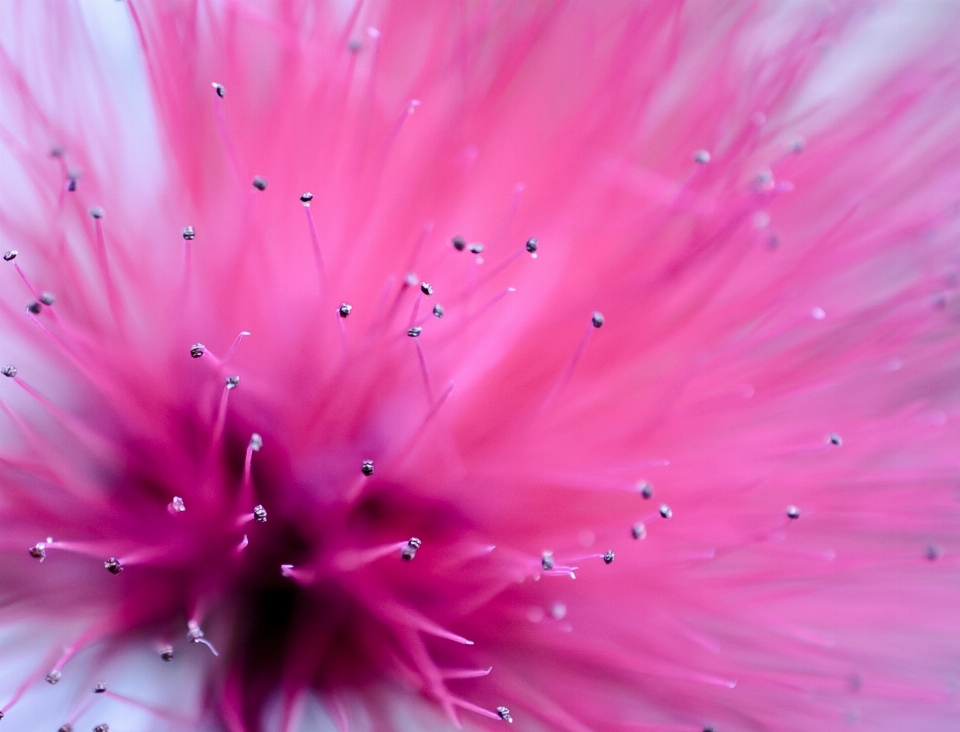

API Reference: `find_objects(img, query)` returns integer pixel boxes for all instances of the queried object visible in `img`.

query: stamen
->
[280,564,316,583]
[186,620,219,656]
[409,291,423,325]
[302,197,326,295]
[168,496,186,514]
[239,433,262,508]
[26,301,41,315]
[94,725,109,732]
[300,192,314,206]
[182,226,195,240]
[440,667,493,680]
[29,542,45,560]
[631,522,646,540]
[786,505,801,520]
[541,312,605,409]
[252,176,268,191]
[190,343,205,359]
[211,82,226,98]
[104,557,123,575]
[1,365,16,378]
[222,331,251,362]
[827,432,843,446]
[496,706,513,723]
[45,669,61,684]
[414,338,433,402]
[408,326,422,337]
[603,550,615,564]
[211,378,238,448]
[420,282,433,296]
[659,504,673,519]
[93,681,107,694]
[693,149,711,164]
[333,540,409,570]
[2,250,15,261]
[253,504,268,523]
[89,208,122,329]
[160,646,174,662]
[452,235,466,251]
[433,303,444,319]
[638,480,654,499]
[338,302,352,317]
[39,292,55,306]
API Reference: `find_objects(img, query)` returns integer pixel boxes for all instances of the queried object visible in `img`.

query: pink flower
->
[1,1,959,730]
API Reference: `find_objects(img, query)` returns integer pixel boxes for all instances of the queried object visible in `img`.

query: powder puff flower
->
[1,1,959,731]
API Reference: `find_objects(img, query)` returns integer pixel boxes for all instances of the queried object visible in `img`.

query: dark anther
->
[693,149,711,164]
[631,522,646,540]
[339,302,352,318]
[58,725,72,732]
[541,551,554,571]
[496,706,513,723]
[93,682,107,694]
[433,303,444,319]
[94,725,110,732]
[927,544,943,561]
[26,301,41,315]
[452,235,466,251]
[361,460,374,476]
[28,542,45,560]
[420,282,434,296]
[786,505,801,520]
[160,646,174,662]
[39,292,55,306]
[603,550,615,564]
[252,176,268,191]
[525,237,538,254]
[45,669,61,684]
[638,481,653,499]
[169,496,186,513]
[189,343,205,358]
[50,146,64,158]
[407,327,422,337]
[300,192,314,205]
[591,311,605,328]
[347,38,362,52]
[182,226,195,240]
[659,504,673,519]
[89,207,104,219]
[225,375,240,389]
[1,365,17,378]
[104,557,123,575]
[67,177,77,192]
[828,433,842,446]
[212,82,225,98]
[249,433,263,451]
[3,250,17,261]
[253,505,268,523]
[401,537,421,561]
[468,243,484,254]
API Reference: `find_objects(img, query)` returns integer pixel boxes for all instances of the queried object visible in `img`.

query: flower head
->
[1,1,960,730]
